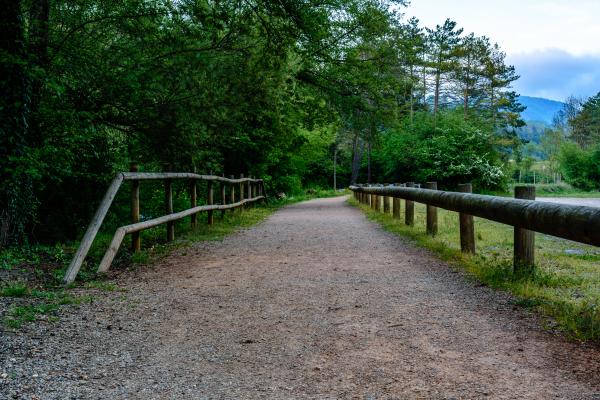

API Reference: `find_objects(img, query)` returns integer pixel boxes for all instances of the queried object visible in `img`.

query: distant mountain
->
[517,120,549,145]
[518,96,565,125]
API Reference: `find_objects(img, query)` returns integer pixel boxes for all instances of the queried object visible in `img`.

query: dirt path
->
[2,196,600,399]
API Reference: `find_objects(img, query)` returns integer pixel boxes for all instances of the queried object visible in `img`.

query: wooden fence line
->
[350,183,600,272]
[64,172,265,284]
[97,196,264,274]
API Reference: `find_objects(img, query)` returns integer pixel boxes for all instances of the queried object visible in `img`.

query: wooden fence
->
[64,172,266,284]
[350,183,600,272]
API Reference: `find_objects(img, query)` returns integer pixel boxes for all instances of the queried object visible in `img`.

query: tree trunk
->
[409,65,414,125]
[333,145,337,191]
[367,139,372,184]
[350,133,364,184]
[491,87,496,127]
[0,0,34,246]
[28,0,50,146]
[434,70,440,123]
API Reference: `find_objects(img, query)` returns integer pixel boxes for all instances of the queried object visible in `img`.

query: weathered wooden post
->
[393,197,400,219]
[514,186,536,272]
[458,183,475,253]
[239,173,245,211]
[249,176,253,198]
[130,164,141,252]
[405,182,415,226]
[424,182,438,236]
[165,179,174,241]
[207,175,214,225]
[190,176,197,229]
[220,175,226,218]
[384,195,390,214]
[230,175,236,213]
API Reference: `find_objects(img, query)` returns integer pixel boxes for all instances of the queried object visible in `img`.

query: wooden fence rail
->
[64,172,265,284]
[350,183,600,272]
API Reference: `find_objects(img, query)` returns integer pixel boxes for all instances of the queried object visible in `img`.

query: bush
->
[379,111,506,190]
[558,143,600,191]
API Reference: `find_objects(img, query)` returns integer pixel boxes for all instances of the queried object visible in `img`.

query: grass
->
[2,290,93,329]
[504,182,600,198]
[349,197,600,341]
[1,189,345,329]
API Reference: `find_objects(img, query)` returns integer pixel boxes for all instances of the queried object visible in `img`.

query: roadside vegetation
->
[350,198,600,341]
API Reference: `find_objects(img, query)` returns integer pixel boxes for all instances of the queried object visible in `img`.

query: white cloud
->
[507,49,600,101]
[403,0,600,97]
[405,0,600,55]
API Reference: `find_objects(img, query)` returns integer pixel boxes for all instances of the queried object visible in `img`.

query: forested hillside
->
[518,96,564,124]
[1,0,524,247]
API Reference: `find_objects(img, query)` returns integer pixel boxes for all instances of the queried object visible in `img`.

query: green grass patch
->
[1,289,93,329]
[349,197,600,341]
[0,282,29,297]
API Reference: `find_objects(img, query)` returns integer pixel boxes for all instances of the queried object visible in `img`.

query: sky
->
[404,0,600,101]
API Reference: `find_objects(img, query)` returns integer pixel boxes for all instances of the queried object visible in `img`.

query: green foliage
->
[378,111,506,189]
[569,92,600,149]
[1,0,524,251]
[558,143,600,191]
[0,282,29,297]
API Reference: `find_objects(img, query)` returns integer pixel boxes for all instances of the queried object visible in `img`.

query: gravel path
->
[2,196,600,399]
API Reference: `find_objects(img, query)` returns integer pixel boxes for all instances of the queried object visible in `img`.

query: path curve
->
[2,196,600,399]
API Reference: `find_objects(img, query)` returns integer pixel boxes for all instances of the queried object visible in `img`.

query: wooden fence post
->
[405,182,414,226]
[165,179,174,241]
[514,186,536,272]
[384,195,390,214]
[393,197,400,219]
[230,175,236,213]
[424,182,438,236]
[207,174,214,225]
[458,183,475,253]
[220,174,227,218]
[190,177,197,229]
[130,164,141,252]
[239,173,245,211]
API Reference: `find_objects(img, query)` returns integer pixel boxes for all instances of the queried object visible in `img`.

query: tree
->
[425,19,463,121]
[570,92,600,149]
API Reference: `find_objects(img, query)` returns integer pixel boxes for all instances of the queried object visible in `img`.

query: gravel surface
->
[1,196,600,399]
